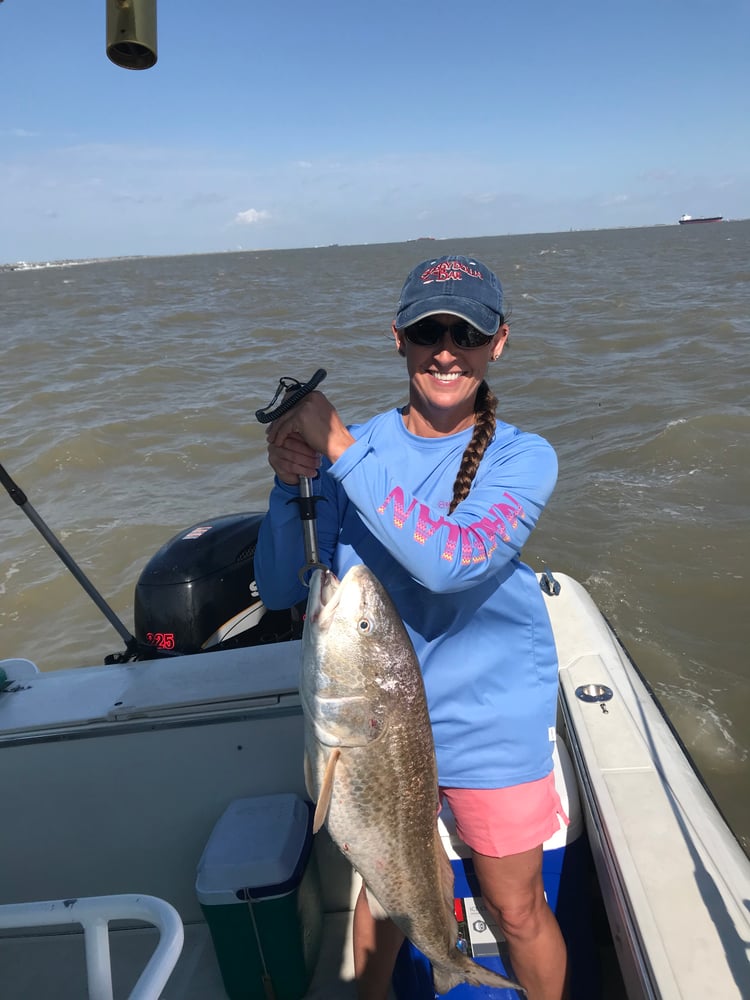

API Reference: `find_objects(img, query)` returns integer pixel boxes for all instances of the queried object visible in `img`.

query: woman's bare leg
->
[352,882,404,1000]
[472,846,569,1000]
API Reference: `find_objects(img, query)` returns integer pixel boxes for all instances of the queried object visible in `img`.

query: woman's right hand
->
[267,431,321,485]
[265,391,354,483]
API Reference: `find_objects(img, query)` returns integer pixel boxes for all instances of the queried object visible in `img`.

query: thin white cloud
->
[639,168,677,182]
[468,192,499,206]
[234,208,271,225]
[184,191,229,207]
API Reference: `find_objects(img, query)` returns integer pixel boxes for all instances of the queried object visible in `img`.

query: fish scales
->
[301,564,525,996]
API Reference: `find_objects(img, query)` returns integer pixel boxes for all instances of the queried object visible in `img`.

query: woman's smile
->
[426,369,465,382]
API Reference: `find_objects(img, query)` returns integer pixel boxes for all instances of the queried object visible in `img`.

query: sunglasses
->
[402,317,494,350]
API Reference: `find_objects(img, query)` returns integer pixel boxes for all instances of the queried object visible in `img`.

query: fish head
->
[301,565,423,748]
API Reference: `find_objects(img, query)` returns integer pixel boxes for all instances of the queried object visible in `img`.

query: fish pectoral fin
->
[312,747,341,834]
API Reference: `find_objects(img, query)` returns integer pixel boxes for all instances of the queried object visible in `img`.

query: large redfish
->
[300,565,525,996]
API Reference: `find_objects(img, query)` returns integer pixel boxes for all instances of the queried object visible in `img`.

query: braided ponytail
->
[448,379,498,514]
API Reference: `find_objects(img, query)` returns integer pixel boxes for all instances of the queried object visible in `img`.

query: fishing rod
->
[0,461,140,662]
[255,369,328,584]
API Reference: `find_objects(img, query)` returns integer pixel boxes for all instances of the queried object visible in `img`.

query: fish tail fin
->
[432,958,526,996]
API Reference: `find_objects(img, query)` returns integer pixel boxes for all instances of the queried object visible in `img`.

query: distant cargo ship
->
[678,214,723,225]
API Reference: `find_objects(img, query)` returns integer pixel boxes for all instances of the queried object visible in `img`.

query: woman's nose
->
[433,331,457,355]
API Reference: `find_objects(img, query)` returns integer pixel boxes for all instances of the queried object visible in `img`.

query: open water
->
[2,223,749,854]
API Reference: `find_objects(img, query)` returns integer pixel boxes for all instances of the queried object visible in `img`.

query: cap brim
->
[396,296,501,336]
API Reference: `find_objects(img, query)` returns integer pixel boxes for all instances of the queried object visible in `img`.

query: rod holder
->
[575,683,614,703]
[106,0,157,70]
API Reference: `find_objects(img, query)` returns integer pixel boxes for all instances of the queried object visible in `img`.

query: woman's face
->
[393,314,508,436]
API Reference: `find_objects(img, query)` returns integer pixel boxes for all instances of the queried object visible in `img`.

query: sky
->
[1,1,749,263]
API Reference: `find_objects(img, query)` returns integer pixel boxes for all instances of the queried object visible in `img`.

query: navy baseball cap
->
[395,255,504,335]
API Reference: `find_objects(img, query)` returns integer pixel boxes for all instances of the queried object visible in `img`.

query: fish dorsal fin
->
[312,747,340,833]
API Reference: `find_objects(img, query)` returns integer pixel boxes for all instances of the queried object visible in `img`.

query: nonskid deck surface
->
[0,912,393,1000]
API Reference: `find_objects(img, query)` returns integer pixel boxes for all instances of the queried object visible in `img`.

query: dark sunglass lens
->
[453,323,493,349]
[403,318,493,349]
[404,319,442,345]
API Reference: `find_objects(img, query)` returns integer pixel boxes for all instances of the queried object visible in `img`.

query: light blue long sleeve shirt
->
[255,407,559,789]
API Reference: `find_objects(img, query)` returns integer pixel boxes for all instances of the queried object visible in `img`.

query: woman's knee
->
[479,874,549,941]
[496,893,551,941]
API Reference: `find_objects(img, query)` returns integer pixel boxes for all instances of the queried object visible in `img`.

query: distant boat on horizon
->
[678,214,723,225]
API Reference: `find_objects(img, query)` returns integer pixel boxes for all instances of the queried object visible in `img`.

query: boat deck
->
[0,859,627,1000]
[2,573,749,998]
[0,913,373,999]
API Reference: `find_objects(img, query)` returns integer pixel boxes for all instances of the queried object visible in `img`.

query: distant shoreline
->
[3,218,746,272]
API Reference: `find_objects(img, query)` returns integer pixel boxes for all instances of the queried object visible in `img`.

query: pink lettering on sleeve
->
[377,487,418,528]
[414,504,449,545]
[377,487,527,568]
[493,493,524,530]
[444,493,526,564]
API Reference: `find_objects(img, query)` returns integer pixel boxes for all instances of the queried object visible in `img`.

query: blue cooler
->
[392,739,600,998]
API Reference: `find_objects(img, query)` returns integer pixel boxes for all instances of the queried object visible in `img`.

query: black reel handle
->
[255,369,329,585]
[255,368,327,424]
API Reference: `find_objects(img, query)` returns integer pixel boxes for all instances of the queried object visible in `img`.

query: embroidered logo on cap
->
[421,260,484,284]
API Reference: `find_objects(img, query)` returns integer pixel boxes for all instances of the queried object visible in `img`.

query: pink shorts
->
[440,771,569,858]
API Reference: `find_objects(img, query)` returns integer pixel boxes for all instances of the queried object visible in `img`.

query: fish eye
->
[357,618,372,633]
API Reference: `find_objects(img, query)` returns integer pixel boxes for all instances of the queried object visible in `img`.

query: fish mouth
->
[308,567,342,628]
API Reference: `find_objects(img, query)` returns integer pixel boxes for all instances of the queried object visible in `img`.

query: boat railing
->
[0,893,184,1000]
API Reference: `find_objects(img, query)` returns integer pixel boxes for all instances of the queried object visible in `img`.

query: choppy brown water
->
[2,223,749,852]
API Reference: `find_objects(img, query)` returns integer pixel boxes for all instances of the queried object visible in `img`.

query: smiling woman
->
[254,254,568,999]
[390,258,509,444]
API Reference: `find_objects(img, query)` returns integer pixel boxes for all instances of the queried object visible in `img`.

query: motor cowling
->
[133,512,304,658]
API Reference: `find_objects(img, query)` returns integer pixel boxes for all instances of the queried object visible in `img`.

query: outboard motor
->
[134,512,305,658]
